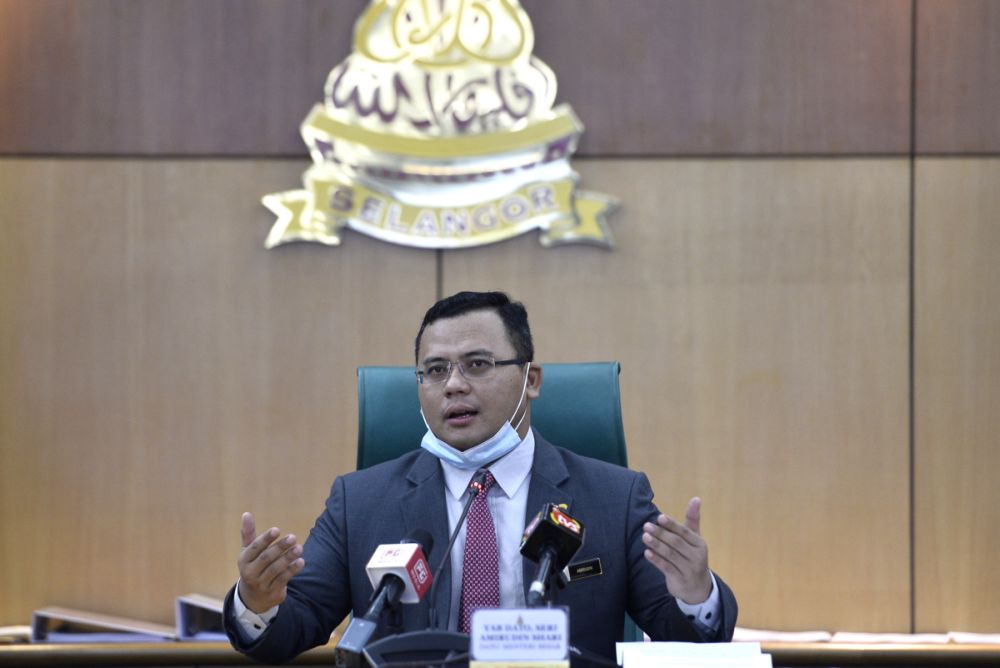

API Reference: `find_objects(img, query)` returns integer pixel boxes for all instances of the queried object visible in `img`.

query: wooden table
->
[3,641,1000,667]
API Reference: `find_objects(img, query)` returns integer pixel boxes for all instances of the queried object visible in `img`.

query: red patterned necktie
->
[459,470,500,634]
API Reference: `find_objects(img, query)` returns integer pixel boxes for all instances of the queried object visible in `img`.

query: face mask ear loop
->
[509,365,531,432]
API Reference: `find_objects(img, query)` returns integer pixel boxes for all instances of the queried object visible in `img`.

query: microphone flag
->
[365,542,433,604]
[520,503,584,567]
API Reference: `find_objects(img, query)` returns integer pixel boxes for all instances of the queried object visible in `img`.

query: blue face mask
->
[420,365,530,470]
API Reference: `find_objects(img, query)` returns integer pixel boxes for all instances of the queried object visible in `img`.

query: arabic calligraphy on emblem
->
[263,0,616,250]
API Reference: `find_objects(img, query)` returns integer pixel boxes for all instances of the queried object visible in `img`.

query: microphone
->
[335,529,434,667]
[520,503,584,607]
[363,528,435,609]
[361,473,489,666]
[426,468,489,629]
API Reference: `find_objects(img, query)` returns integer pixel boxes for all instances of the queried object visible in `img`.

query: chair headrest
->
[356,362,626,469]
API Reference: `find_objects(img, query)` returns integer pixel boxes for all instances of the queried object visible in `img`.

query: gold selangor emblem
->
[263,0,616,250]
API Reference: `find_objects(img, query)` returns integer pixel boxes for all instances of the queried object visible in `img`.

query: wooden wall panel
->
[914,159,1000,632]
[0,0,912,157]
[526,0,912,156]
[0,0,996,639]
[0,0,366,155]
[916,1,1000,154]
[441,159,912,631]
[0,159,437,625]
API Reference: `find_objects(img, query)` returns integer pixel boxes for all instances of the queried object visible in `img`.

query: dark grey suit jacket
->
[224,432,737,664]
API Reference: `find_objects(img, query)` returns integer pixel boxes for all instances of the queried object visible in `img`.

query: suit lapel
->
[522,432,574,601]
[400,451,453,626]
[397,435,577,622]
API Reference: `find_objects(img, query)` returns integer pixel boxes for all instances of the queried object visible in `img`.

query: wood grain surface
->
[914,159,1000,632]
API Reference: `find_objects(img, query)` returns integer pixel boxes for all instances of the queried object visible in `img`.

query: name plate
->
[470,608,569,664]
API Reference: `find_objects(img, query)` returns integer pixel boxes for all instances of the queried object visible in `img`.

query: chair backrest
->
[355,360,643,642]
[356,362,628,469]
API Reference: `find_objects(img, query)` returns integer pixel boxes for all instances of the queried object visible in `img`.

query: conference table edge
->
[2,641,1000,666]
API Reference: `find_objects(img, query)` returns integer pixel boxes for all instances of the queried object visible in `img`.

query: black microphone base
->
[363,629,470,667]
[334,618,378,668]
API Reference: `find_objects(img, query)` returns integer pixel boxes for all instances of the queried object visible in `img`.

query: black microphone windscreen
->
[468,469,489,494]
[520,503,584,569]
[402,528,434,556]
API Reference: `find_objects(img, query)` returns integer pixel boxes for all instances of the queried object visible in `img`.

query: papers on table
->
[616,628,1000,667]
[830,631,950,644]
[32,606,177,643]
[735,627,1000,645]
[733,626,832,643]
[947,631,1000,644]
[31,593,226,643]
[617,641,771,667]
[0,626,32,644]
[174,593,226,641]
[830,630,1000,644]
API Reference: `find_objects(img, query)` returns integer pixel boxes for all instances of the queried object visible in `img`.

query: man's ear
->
[526,363,543,400]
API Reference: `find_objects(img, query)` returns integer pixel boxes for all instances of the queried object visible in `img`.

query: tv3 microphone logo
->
[549,506,581,534]
[409,556,430,586]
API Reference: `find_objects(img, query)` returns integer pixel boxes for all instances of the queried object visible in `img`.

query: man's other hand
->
[642,497,713,605]
[237,512,305,613]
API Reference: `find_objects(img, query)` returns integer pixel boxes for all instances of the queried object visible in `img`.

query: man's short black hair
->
[414,291,534,364]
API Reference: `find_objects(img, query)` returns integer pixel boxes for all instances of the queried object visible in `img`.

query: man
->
[225,291,737,664]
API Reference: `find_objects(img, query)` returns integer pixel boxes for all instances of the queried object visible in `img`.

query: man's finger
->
[654,514,701,549]
[240,530,293,584]
[645,522,697,566]
[261,545,305,590]
[685,497,701,535]
[643,531,686,568]
[644,547,682,579]
[241,512,256,548]
[242,526,281,565]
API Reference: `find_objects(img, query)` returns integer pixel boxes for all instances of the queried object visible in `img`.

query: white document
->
[948,631,1000,644]
[830,631,950,644]
[0,625,32,643]
[617,641,771,667]
[732,626,832,643]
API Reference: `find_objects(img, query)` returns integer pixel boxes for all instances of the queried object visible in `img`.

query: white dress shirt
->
[439,428,535,630]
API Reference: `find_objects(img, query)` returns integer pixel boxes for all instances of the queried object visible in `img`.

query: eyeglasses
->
[416,355,527,385]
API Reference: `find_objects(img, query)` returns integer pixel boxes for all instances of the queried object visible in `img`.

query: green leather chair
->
[355,361,644,642]
[357,361,627,469]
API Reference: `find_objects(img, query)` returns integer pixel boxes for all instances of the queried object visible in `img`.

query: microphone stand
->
[527,544,571,608]
[363,470,489,667]
[367,576,405,635]
[336,575,407,667]
[426,468,488,629]
[527,548,555,607]
[336,530,433,668]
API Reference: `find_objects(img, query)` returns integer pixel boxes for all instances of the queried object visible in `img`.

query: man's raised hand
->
[237,512,305,613]
[641,497,713,605]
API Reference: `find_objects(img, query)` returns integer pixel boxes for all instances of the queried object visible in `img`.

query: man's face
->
[417,309,540,451]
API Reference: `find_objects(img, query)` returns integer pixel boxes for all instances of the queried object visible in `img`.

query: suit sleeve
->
[224,476,355,664]
[623,472,738,642]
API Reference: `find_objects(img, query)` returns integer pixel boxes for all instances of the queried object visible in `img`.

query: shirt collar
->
[441,429,535,501]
